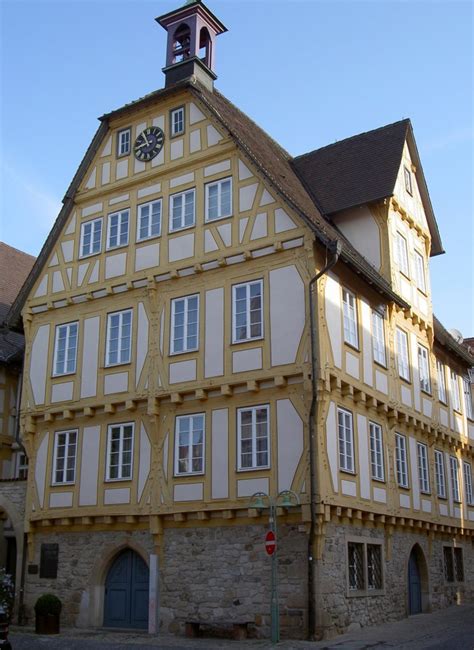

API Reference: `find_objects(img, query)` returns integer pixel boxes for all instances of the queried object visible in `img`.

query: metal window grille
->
[454,548,464,582]
[367,545,383,590]
[348,542,364,590]
[443,547,454,582]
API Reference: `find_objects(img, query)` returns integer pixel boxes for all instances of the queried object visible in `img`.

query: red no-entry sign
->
[265,530,276,555]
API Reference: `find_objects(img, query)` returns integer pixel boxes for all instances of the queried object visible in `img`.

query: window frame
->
[443,545,464,584]
[371,310,386,367]
[369,421,385,482]
[107,209,130,250]
[342,288,359,349]
[137,199,162,242]
[414,250,426,293]
[232,279,264,344]
[79,217,103,259]
[170,294,200,355]
[169,188,196,232]
[52,429,78,485]
[170,106,185,137]
[437,360,447,404]
[450,370,461,412]
[337,407,355,474]
[237,404,270,471]
[395,231,410,277]
[395,433,409,488]
[346,536,384,596]
[117,127,131,157]
[174,413,205,476]
[105,309,133,367]
[462,377,473,420]
[463,461,473,506]
[417,344,431,394]
[434,449,447,499]
[15,452,28,480]
[106,422,135,482]
[404,166,413,195]
[396,328,411,382]
[449,455,460,503]
[205,177,233,223]
[416,442,430,494]
[52,321,79,377]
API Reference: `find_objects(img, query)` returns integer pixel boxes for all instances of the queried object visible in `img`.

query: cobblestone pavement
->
[8,603,474,649]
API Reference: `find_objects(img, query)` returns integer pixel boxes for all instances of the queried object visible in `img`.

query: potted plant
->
[0,569,14,649]
[34,593,62,635]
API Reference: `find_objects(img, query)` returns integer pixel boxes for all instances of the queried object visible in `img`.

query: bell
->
[279,492,294,508]
[252,495,266,510]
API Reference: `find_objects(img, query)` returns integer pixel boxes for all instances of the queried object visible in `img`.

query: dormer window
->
[172,23,191,63]
[117,128,131,157]
[170,106,185,137]
[404,166,413,195]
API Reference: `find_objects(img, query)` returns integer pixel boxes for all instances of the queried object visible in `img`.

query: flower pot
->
[35,613,60,635]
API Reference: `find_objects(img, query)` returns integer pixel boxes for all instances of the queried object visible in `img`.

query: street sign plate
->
[265,530,276,555]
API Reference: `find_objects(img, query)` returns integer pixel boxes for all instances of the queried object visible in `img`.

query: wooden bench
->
[185,619,253,640]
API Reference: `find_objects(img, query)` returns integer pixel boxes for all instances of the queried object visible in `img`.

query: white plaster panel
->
[65,213,76,235]
[206,124,222,146]
[137,183,161,199]
[204,229,219,253]
[360,300,373,386]
[274,208,297,233]
[49,252,59,267]
[116,159,128,179]
[454,415,462,434]
[468,511,474,521]
[239,183,258,212]
[409,436,420,510]
[341,480,357,497]
[239,217,248,242]
[80,316,100,399]
[332,206,381,270]
[82,203,103,218]
[134,159,146,174]
[169,233,194,262]
[35,432,49,507]
[34,275,48,298]
[439,503,448,517]
[51,382,73,403]
[401,277,411,300]
[152,115,165,129]
[136,303,149,386]
[79,425,100,506]
[217,223,232,247]
[49,492,73,508]
[189,102,205,124]
[237,478,269,498]
[52,271,64,293]
[104,488,131,505]
[204,160,231,177]
[169,359,197,384]
[109,193,130,206]
[326,402,338,493]
[454,507,462,519]
[277,399,303,492]
[401,385,412,407]
[30,325,50,405]
[170,172,194,188]
[189,128,201,153]
[101,162,110,185]
[105,252,127,279]
[66,268,72,286]
[151,148,164,168]
[270,265,305,367]
[135,242,160,272]
[422,398,432,418]
[61,240,74,263]
[85,168,96,189]
[400,494,411,509]
[211,409,229,499]
[250,213,267,240]
[375,370,388,394]
[373,487,387,503]
[345,352,360,380]
[468,423,474,441]
[104,372,128,394]
[325,273,342,368]
[232,348,262,373]
[238,159,253,180]
[356,414,370,499]
[259,189,274,206]
[174,483,203,501]
[101,136,112,156]
[138,422,151,501]
[205,288,224,378]
[170,139,184,160]
[421,499,432,513]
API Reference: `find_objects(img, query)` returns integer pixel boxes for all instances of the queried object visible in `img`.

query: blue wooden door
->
[104,550,149,629]
[408,550,422,615]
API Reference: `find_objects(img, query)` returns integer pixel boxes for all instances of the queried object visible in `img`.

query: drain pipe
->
[307,239,341,640]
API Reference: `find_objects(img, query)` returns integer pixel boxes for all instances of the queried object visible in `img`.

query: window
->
[170,106,185,136]
[237,405,269,470]
[106,423,134,480]
[434,450,446,499]
[463,377,473,419]
[367,544,383,590]
[106,309,132,366]
[395,232,409,276]
[137,199,162,241]
[174,414,204,475]
[170,294,199,354]
[348,542,364,591]
[80,218,102,258]
[232,280,263,343]
[107,209,129,249]
[16,452,28,480]
[347,540,383,593]
[463,462,473,506]
[371,311,386,366]
[404,166,413,195]
[454,548,464,582]
[437,361,447,404]
[449,456,460,502]
[417,442,430,494]
[451,371,461,412]
[396,329,410,381]
[369,422,384,481]
[337,408,354,473]
[395,433,409,488]
[53,322,78,376]
[52,430,77,484]
[117,128,131,156]
[414,251,426,293]
[444,546,464,583]
[169,189,195,232]
[205,177,232,222]
[418,344,431,393]
[342,289,358,348]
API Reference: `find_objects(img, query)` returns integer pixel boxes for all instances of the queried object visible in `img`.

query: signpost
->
[265,530,276,555]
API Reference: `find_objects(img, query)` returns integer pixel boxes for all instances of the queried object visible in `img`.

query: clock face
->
[133,126,165,162]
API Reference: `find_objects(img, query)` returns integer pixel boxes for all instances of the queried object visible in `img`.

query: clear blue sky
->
[1,1,473,334]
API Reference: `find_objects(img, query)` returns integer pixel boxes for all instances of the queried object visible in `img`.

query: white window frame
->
[170,106,185,137]
[369,421,384,482]
[417,442,430,494]
[170,294,199,354]
[117,127,131,157]
[237,404,270,471]
[174,414,205,476]
[449,456,460,503]
[395,232,409,276]
[414,251,426,293]
[205,177,233,222]
[106,423,134,481]
[15,452,28,480]
[404,166,413,195]
[342,288,358,348]
[451,370,461,412]
[463,462,473,506]
[395,433,409,488]
[434,450,446,499]
[232,279,264,344]
[418,344,431,394]
[396,328,410,382]
[462,377,473,419]
[105,309,133,367]
[169,188,195,232]
[337,407,355,473]
[52,429,78,485]
[137,199,162,241]
[107,209,129,250]
[437,360,447,404]
[371,311,386,367]
[53,321,78,376]
[80,217,102,258]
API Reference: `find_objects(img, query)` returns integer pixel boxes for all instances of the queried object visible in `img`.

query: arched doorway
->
[104,549,149,629]
[407,544,429,615]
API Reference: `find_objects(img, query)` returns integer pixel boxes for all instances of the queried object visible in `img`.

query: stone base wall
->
[0,479,27,618]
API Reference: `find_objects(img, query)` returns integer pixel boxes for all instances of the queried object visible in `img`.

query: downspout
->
[14,368,27,625]
[307,239,341,640]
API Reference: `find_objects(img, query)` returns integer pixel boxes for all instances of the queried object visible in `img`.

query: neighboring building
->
[0,242,35,614]
[5,1,473,639]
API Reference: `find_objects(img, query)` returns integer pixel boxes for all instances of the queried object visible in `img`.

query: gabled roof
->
[433,317,474,367]
[292,119,444,256]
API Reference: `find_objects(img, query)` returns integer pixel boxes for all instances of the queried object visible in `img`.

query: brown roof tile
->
[0,242,36,310]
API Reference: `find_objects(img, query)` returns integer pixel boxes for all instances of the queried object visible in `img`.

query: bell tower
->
[157,0,228,90]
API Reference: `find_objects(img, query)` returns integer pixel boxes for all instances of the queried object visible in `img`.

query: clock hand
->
[140,130,149,146]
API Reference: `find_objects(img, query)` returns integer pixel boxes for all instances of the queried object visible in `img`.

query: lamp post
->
[249,490,300,644]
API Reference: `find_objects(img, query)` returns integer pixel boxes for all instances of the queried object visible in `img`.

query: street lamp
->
[249,490,300,644]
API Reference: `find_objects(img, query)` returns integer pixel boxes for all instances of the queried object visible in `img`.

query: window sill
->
[104,361,131,369]
[169,223,196,235]
[205,213,233,225]
[51,481,75,487]
[104,477,133,483]
[399,376,412,385]
[79,250,102,260]
[340,468,356,476]
[397,484,410,491]
[372,477,386,484]
[136,234,161,244]
[170,131,185,139]
[116,152,131,159]
[343,341,360,353]
[373,360,387,370]
[106,242,129,252]
[420,388,432,397]
[237,465,270,473]
[174,471,205,478]
[231,336,264,346]
[169,348,199,357]
[52,371,76,379]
